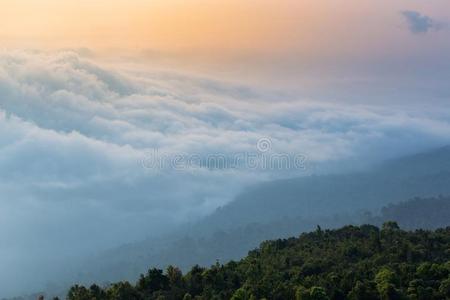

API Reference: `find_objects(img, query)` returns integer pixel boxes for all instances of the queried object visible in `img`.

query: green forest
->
[61,223,450,300]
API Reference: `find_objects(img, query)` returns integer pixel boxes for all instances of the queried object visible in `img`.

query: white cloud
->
[1,49,450,296]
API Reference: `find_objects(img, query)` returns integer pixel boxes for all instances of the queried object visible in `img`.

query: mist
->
[0,47,450,297]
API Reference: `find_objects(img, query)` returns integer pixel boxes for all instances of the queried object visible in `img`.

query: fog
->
[1,30,450,297]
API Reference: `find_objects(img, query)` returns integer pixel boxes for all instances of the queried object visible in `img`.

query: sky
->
[1,0,450,297]
[1,1,449,55]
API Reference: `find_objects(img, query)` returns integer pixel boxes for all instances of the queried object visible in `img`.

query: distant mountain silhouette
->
[198,145,450,231]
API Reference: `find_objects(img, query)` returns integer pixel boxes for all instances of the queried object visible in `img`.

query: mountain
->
[75,146,450,284]
[19,146,450,298]
[71,196,450,291]
[64,224,450,300]
[370,196,450,230]
[198,146,450,231]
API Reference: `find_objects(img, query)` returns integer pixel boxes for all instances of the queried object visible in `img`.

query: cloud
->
[1,49,450,296]
[401,10,443,34]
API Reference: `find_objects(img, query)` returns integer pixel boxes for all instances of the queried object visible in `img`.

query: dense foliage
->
[79,197,450,286]
[63,223,450,300]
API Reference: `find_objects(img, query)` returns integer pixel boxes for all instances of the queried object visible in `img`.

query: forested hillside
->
[77,197,450,286]
[63,223,450,300]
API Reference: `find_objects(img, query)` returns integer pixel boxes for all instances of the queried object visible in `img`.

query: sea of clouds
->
[1,49,450,296]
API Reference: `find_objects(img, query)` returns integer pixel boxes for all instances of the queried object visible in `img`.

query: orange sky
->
[0,0,311,49]
[1,0,449,61]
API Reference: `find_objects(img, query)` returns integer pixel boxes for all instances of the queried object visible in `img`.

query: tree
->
[231,287,250,300]
[137,268,170,293]
[108,282,140,300]
[438,277,450,298]
[67,285,91,300]
[295,286,310,300]
[382,221,400,231]
[166,265,183,287]
[347,281,378,300]
[90,284,107,299]
[375,268,402,300]
[182,293,193,300]
[309,287,329,300]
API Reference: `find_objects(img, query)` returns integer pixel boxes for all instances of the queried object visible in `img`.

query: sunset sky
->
[2,0,450,90]
[1,0,448,55]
